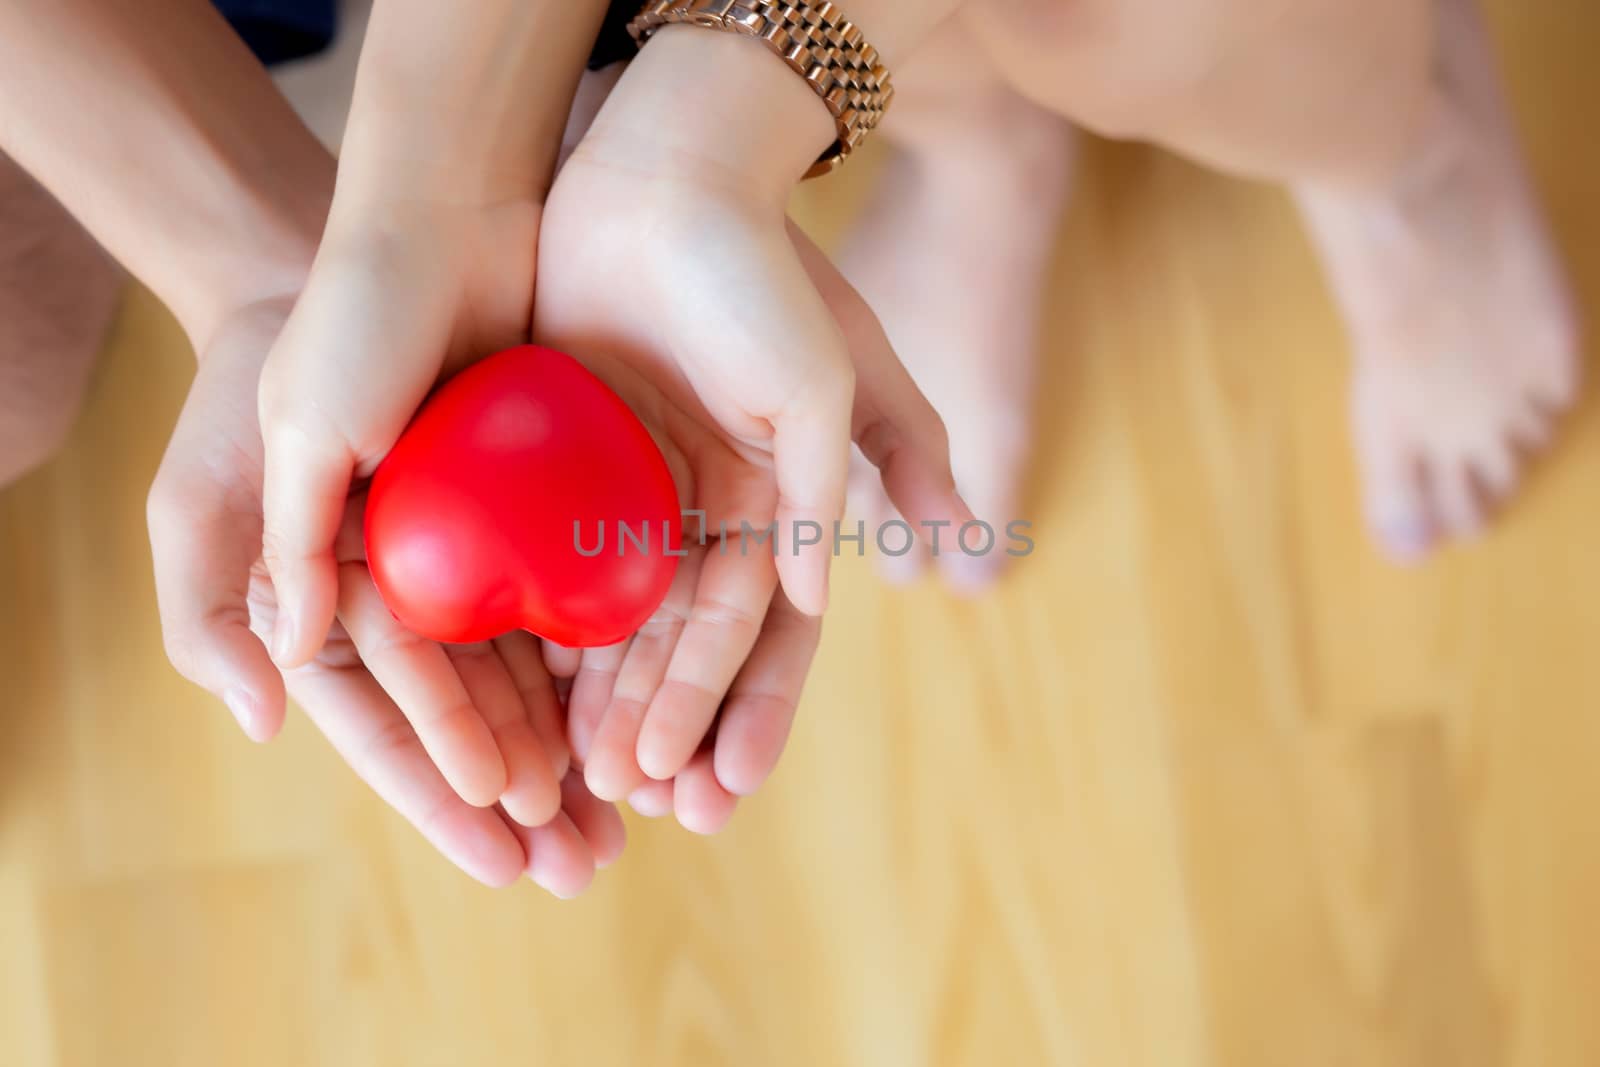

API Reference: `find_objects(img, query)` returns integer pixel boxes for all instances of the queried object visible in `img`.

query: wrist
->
[177,154,333,356]
[573,25,837,207]
[333,0,608,206]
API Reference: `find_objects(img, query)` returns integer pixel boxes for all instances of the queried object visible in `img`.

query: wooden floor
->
[4,5,1599,1065]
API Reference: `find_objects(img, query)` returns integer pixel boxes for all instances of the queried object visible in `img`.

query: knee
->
[962,0,1234,142]
[0,188,119,486]
[965,0,1435,185]
[0,366,90,487]
[0,290,114,488]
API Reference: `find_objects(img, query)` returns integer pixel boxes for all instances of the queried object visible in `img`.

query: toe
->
[1428,456,1488,542]
[873,499,929,586]
[1467,435,1520,508]
[1506,396,1554,453]
[850,447,927,584]
[1355,427,1436,564]
[1526,316,1584,412]
[936,422,1028,594]
[1371,510,1437,564]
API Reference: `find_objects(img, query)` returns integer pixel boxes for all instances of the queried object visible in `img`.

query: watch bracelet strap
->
[627,0,894,178]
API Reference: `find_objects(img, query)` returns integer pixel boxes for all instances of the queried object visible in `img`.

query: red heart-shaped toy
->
[364,346,681,648]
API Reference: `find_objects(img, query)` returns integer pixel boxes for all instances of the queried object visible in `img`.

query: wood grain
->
[2,4,1597,1064]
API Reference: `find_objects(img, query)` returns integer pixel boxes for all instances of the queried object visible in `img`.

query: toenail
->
[877,548,925,585]
[1376,518,1434,564]
[940,550,1005,595]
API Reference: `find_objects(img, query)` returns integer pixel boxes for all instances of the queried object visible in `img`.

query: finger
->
[257,406,351,669]
[584,684,651,802]
[567,639,628,768]
[446,642,561,828]
[493,630,571,779]
[601,555,697,784]
[147,342,287,740]
[674,749,738,835]
[285,665,524,887]
[337,562,507,807]
[771,373,853,616]
[793,222,972,539]
[561,772,628,868]
[501,806,595,899]
[257,239,466,669]
[609,540,702,696]
[627,780,675,819]
[147,484,286,742]
[714,590,821,796]
[541,641,583,680]
[636,543,775,782]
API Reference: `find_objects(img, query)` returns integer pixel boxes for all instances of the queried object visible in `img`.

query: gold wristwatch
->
[627,0,894,179]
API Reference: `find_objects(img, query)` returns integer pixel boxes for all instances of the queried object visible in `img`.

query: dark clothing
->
[589,0,641,71]
[215,0,639,71]
[214,0,338,66]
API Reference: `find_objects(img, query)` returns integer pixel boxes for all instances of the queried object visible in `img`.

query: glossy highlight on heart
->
[364,345,681,648]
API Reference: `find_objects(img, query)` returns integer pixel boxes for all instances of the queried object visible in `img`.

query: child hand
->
[530,53,971,817]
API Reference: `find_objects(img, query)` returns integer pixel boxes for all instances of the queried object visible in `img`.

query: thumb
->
[257,388,352,670]
[255,257,440,669]
[149,355,287,741]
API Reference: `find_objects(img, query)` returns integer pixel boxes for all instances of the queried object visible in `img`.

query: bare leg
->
[961,0,1435,187]
[1294,0,1578,557]
[0,154,121,487]
[964,0,1579,560]
[840,17,1077,590]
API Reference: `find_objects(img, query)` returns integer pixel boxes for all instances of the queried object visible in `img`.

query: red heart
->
[365,346,681,648]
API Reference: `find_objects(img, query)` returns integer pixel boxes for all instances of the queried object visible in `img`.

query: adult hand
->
[149,299,621,892]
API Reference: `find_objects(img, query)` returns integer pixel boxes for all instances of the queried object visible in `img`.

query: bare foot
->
[839,28,1077,592]
[1293,0,1581,561]
[1,155,121,487]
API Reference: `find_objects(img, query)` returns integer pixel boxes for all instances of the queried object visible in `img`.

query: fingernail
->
[635,744,674,784]
[584,760,634,804]
[222,688,261,739]
[627,786,672,818]
[528,865,585,900]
